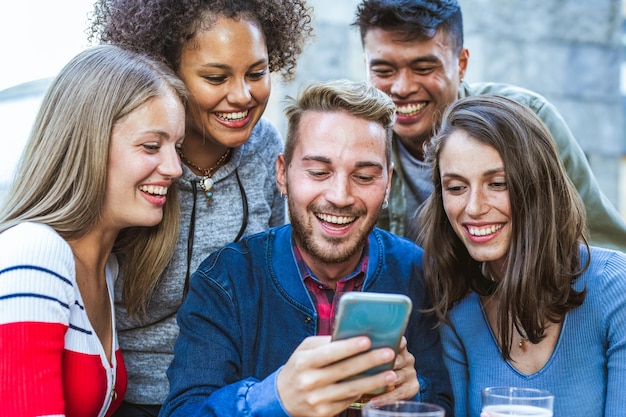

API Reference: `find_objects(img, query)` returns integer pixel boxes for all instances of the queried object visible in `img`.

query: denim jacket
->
[159,225,453,417]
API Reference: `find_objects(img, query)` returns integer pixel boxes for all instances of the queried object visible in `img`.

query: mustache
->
[309,203,365,218]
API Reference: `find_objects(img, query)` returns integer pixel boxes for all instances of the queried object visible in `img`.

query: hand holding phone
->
[331,292,412,382]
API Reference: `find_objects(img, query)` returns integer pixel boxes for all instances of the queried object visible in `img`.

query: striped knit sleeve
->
[0,222,76,417]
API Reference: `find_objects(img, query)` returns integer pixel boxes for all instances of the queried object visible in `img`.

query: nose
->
[227,78,252,106]
[160,145,183,179]
[465,187,489,217]
[325,174,356,208]
[389,69,417,98]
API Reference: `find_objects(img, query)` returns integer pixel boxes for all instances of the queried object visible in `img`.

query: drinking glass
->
[481,387,554,417]
[362,401,445,417]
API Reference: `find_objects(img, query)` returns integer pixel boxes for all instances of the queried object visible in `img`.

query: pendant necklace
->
[178,148,231,202]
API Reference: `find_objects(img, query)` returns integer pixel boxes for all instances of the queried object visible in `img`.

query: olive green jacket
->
[377,81,626,252]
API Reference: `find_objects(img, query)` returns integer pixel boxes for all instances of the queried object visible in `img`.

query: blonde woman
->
[0,44,187,417]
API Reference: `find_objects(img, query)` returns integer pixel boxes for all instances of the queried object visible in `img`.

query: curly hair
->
[89,0,313,81]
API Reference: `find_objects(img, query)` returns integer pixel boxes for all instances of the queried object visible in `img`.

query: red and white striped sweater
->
[0,222,127,417]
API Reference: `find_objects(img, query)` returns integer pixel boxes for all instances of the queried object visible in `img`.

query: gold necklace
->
[178,148,231,202]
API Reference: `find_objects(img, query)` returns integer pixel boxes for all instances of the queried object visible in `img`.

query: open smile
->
[139,184,169,196]
[315,212,357,231]
[468,224,503,236]
[215,110,249,122]
[395,102,427,117]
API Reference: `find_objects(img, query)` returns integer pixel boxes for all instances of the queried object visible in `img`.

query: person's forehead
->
[295,110,387,155]
[364,27,454,50]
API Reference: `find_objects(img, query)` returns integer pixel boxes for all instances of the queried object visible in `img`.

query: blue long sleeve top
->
[441,246,626,417]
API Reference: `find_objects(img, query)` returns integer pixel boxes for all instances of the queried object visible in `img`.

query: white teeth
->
[317,213,356,225]
[468,224,502,236]
[140,185,168,196]
[396,102,426,116]
[216,110,248,121]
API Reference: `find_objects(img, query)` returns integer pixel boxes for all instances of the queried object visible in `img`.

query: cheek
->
[368,75,391,92]
[251,80,271,104]
[187,83,222,110]
[442,196,462,223]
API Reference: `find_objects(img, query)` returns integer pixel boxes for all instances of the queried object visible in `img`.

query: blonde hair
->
[283,79,396,167]
[0,44,188,316]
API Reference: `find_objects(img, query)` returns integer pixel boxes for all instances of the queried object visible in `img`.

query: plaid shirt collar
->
[292,238,369,336]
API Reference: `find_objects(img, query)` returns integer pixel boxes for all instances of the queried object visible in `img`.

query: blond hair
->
[283,79,396,167]
[0,44,188,316]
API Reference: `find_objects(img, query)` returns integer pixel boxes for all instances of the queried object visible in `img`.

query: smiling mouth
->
[467,224,503,237]
[139,185,168,196]
[396,102,426,117]
[215,110,249,122]
[316,212,356,227]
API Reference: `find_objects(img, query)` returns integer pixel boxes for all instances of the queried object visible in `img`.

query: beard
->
[288,200,380,264]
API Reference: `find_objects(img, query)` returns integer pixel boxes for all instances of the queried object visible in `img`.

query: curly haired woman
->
[89,1,313,415]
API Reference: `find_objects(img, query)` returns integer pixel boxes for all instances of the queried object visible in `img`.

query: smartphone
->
[331,292,412,389]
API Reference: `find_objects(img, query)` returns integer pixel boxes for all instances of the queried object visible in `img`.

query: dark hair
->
[89,0,313,81]
[283,79,396,168]
[353,0,463,54]
[417,94,589,360]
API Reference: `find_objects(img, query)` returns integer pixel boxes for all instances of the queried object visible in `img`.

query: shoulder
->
[195,226,282,276]
[246,118,283,152]
[0,222,73,266]
[448,292,480,321]
[0,223,76,316]
[371,228,423,265]
[372,227,423,253]
[465,81,553,113]
[577,245,626,292]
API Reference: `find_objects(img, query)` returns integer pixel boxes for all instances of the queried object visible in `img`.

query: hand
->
[277,335,397,417]
[368,337,419,406]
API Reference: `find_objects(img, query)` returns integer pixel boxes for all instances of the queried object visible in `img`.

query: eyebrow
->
[442,167,505,179]
[200,58,268,70]
[141,129,183,142]
[369,55,441,67]
[302,155,383,170]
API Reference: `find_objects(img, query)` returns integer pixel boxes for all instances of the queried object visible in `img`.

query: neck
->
[295,244,364,290]
[394,132,428,162]
[182,131,230,169]
[68,227,117,283]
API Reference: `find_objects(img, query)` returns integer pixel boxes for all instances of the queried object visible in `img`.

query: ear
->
[275,153,287,194]
[458,48,469,80]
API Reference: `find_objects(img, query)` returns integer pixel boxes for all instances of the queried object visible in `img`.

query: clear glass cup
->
[362,401,445,417]
[481,387,554,416]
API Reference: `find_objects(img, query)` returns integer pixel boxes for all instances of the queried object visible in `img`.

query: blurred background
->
[1,0,625,219]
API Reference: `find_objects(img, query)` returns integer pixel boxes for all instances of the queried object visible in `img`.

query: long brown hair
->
[417,94,589,359]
